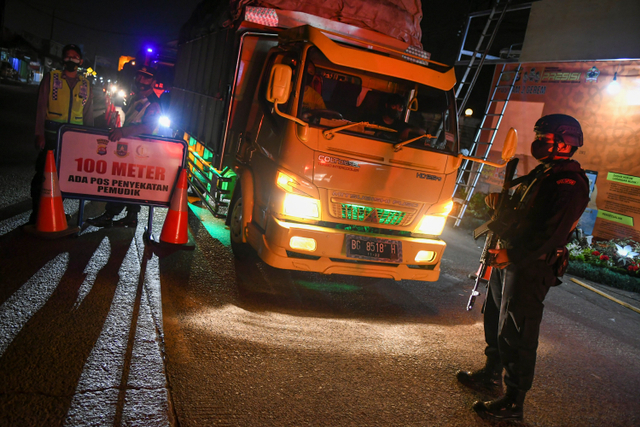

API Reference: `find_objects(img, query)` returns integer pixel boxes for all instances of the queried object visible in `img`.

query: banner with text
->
[57,126,187,206]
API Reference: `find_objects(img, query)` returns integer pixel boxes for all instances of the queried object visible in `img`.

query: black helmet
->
[534,114,583,147]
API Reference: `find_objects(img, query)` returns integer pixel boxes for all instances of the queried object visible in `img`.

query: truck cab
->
[225,26,460,281]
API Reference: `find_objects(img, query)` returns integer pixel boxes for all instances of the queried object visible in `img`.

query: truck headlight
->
[283,193,320,219]
[416,200,454,235]
[417,215,446,235]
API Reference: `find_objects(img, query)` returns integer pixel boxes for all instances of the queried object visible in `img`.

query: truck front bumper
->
[248,216,445,281]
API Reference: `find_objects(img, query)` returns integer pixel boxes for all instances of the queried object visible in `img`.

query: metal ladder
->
[451,63,521,226]
[454,0,512,115]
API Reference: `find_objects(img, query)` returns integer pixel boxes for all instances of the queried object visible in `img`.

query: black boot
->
[456,360,503,397]
[113,211,138,228]
[87,212,114,228]
[473,388,526,422]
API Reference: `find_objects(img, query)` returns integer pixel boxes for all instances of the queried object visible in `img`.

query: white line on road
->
[0,252,69,357]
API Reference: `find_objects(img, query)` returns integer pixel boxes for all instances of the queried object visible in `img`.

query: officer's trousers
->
[484,259,557,391]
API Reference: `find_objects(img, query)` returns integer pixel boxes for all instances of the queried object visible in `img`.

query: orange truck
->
[170,1,512,281]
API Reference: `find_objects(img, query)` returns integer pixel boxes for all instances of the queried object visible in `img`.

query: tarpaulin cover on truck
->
[181,0,423,47]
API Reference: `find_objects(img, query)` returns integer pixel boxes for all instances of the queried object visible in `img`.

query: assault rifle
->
[466,157,519,311]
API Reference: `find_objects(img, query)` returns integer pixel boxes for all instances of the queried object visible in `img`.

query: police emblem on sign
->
[97,139,109,155]
[115,142,129,157]
[586,66,600,82]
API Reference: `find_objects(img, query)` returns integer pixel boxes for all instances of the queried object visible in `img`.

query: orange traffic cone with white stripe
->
[159,168,192,246]
[23,150,79,238]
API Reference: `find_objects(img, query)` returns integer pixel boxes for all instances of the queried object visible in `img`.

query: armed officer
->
[457,114,590,422]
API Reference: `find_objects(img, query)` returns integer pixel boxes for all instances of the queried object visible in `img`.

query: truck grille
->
[337,203,412,226]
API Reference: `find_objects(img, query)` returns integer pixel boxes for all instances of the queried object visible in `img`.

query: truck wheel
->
[229,193,253,258]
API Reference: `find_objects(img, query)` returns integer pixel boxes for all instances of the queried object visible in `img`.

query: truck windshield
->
[297,48,457,154]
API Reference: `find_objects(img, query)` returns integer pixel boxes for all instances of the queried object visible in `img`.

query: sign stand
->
[77,199,85,229]
[145,206,155,241]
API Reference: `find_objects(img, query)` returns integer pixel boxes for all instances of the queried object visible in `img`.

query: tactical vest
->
[45,70,90,127]
[513,160,587,212]
[500,160,588,242]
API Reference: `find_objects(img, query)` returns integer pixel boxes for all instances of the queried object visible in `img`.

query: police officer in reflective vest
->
[87,65,161,228]
[457,114,590,422]
[30,44,93,223]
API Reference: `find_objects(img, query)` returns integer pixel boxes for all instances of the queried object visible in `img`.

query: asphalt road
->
[0,81,639,426]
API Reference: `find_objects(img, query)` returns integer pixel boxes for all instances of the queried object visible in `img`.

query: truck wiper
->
[393,133,437,152]
[322,121,396,140]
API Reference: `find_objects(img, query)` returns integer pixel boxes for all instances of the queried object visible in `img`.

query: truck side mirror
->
[267,64,292,104]
[265,63,308,131]
[501,127,517,161]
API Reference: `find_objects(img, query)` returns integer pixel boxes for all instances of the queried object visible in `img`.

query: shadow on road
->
[0,227,136,425]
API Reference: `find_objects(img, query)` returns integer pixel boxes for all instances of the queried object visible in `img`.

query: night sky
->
[4,0,202,65]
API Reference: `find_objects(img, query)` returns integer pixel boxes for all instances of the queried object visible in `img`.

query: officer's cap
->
[62,44,83,59]
[137,65,157,78]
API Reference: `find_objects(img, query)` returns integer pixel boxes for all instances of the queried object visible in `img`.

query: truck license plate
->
[346,235,402,262]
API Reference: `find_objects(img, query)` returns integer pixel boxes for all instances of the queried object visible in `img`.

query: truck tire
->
[229,192,253,259]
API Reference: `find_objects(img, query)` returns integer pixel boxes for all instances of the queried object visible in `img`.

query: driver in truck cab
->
[301,61,326,112]
[372,93,426,140]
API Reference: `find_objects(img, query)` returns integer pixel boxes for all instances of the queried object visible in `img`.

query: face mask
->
[531,139,554,161]
[63,61,78,72]
[386,106,402,120]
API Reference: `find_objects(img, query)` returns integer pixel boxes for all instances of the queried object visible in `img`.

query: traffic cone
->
[23,151,79,238]
[159,169,191,245]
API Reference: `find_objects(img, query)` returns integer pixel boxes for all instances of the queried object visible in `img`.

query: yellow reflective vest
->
[45,70,90,125]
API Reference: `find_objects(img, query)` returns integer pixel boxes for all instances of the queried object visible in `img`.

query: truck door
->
[221,33,278,169]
